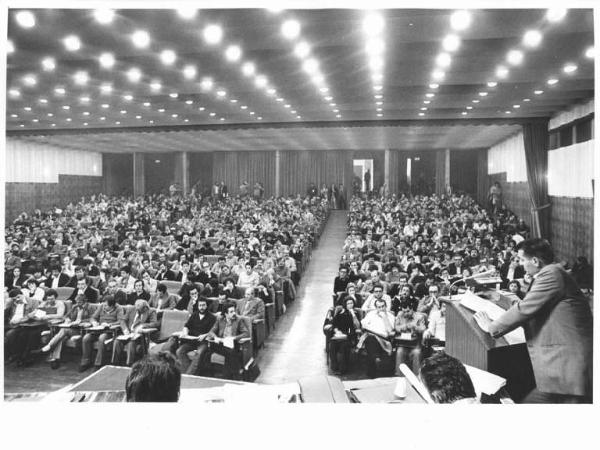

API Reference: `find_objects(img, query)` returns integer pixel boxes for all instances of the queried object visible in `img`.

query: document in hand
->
[464,364,506,396]
[459,291,525,345]
[223,337,235,349]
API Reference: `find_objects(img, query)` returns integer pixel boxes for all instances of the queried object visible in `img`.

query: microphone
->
[449,269,497,301]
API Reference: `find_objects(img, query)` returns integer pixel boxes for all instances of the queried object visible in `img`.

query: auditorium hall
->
[3,5,596,406]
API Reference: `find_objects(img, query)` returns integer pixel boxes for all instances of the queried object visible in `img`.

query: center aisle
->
[255,210,348,384]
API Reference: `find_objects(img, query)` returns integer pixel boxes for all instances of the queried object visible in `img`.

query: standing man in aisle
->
[474,238,593,403]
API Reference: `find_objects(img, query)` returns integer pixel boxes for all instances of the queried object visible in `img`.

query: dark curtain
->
[522,122,550,239]
[435,150,446,196]
[476,150,488,205]
[388,150,400,196]
[213,151,276,197]
[279,150,352,198]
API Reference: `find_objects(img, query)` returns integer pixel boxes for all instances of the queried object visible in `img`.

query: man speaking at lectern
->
[474,238,593,403]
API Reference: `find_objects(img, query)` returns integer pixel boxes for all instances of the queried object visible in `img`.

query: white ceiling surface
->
[12,123,521,153]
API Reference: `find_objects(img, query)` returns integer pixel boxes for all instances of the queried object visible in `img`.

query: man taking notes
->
[474,238,593,403]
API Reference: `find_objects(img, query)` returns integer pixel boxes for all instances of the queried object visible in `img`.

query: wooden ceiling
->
[5,7,594,152]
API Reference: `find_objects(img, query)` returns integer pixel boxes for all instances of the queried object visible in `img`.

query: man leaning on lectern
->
[474,238,593,404]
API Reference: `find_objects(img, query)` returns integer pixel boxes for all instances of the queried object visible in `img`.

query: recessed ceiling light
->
[136,115,142,119]
[513,104,521,108]
[297,116,301,119]
[523,98,531,102]
[83,111,90,116]
[534,90,544,95]
[51,123,56,127]
[418,112,425,117]
[442,34,461,52]
[115,121,120,124]
[284,104,291,108]
[123,94,133,101]
[200,77,214,91]
[241,62,255,77]
[32,119,39,123]
[7,40,15,53]
[203,24,223,45]
[374,94,383,99]
[240,105,248,110]
[15,10,36,28]
[423,100,431,104]
[158,108,165,112]
[375,101,383,106]
[168,93,178,99]
[171,114,178,118]
[461,111,468,116]
[504,111,511,114]
[377,113,383,117]
[54,87,66,95]
[62,105,70,110]
[22,106,32,112]
[294,41,311,58]
[432,70,445,81]
[507,49,524,66]
[336,114,341,118]
[100,84,112,94]
[472,99,479,103]
[373,85,383,92]
[220,117,225,121]
[429,83,439,89]
[376,108,382,112]
[420,107,428,111]
[182,65,197,79]
[291,110,296,114]
[496,66,509,78]
[478,91,488,97]
[127,67,142,83]
[585,46,595,59]
[47,113,53,116]
[563,63,577,73]
[546,8,567,23]
[101,104,110,108]
[372,73,383,83]
[436,52,452,68]
[487,81,498,87]
[100,117,106,121]
[523,30,542,48]
[39,98,48,104]
[466,106,473,110]
[73,71,89,85]
[267,88,277,96]
[302,58,319,75]
[98,52,115,69]
[225,45,242,62]
[160,49,177,65]
[22,74,37,86]
[143,102,151,107]
[547,78,558,85]
[333,109,339,112]
[83,122,88,126]
[216,90,227,97]
[131,30,150,48]
[365,38,385,56]
[93,9,115,24]
[320,87,330,93]
[362,13,384,36]
[209,112,216,117]
[42,57,56,71]
[19,124,25,127]
[184,119,189,123]
[450,10,472,31]
[176,8,197,19]
[249,112,255,115]
[311,74,325,85]
[186,100,194,105]
[281,20,301,40]
[425,93,435,98]
[369,57,384,72]
[254,75,268,88]
[257,117,263,120]
[63,35,81,52]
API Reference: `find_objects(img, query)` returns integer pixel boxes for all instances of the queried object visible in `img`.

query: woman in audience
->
[329,298,361,374]
[507,279,525,300]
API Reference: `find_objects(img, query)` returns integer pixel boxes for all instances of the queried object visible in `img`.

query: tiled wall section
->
[550,196,594,263]
[488,173,531,228]
[5,175,103,223]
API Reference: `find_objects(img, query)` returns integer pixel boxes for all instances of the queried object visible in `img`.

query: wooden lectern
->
[445,293,535,402]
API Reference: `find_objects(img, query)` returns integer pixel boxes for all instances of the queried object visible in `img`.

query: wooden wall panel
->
[488,173,531,228]
[550,196,594,263]
[5,175,102,223]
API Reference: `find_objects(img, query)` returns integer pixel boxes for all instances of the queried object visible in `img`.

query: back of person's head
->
[125,352,181,402]
[419,352,476,403]
[516,238,554,265]
[157,283,167,294]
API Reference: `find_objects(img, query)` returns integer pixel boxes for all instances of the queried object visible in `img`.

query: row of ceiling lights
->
[362,12,385,118]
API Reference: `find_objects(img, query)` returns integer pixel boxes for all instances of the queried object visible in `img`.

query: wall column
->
[445,148,451,195]
[133,152,145,197]
[384,149,390,195]
[275,150,281,197]
[174,151,189,194]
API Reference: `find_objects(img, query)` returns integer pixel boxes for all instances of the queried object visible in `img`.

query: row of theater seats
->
[30,215,328,379]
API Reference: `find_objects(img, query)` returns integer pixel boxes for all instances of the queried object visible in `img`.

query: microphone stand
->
[449,269,498,302]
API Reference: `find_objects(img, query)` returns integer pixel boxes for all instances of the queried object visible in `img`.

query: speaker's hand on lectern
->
[473,311,492,333]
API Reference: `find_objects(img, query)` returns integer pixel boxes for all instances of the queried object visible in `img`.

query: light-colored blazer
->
[489,263,593,396]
